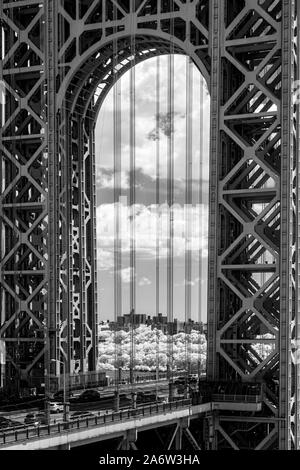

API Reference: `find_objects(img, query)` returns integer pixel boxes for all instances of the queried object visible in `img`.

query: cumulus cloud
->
[95,54,211,182]
[96,202,209,270]
[138,276,152,287]
[119,267,135,283]
[147,112,180,140]
[97,248,114,270]
[175,277,201,288]
[96,167,129,189]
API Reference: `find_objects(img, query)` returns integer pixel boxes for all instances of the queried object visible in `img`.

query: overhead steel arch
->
[57,29,210,110]
[66,36,187,117]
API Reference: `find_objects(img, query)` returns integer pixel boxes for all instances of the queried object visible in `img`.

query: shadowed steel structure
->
[0,0,299,450]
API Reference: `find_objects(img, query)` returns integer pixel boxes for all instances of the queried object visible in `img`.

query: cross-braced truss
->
[206,0,300,449]
[0,0,299,450]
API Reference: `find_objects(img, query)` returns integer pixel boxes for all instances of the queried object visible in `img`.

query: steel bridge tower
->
[0,0,299,450]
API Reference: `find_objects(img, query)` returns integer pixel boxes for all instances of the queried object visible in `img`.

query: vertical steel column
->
[0,0,48,392]
[280,0,297,450]
[206,0,297,450]
[207,0,222,381]
[45,0,58,401]
[295,0,300,449]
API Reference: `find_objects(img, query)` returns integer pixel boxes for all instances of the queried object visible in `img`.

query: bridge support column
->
[168,382,174,402]
[166,418,189,450]
[114,391,120,412]
[63,402,70,427]
[119,429,138,450]
[175,426,183,450]
[173,417,202,451]
[131,392,137,409]
[204,413,218,450]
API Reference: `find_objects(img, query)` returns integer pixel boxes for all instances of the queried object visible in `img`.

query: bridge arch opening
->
[94,53,210,384]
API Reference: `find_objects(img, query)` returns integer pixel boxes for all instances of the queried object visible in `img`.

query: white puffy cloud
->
[119,267,135,284]
[97,248,114,270]
[95,54,211,181]
[96,168,129,189]
[96,202,208,270]
[175,277,201,287]
[138,276,152,287]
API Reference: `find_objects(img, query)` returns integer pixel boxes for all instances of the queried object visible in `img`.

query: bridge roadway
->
[0,379,171,423]
[71,378,170,398]
[0,397,262,450]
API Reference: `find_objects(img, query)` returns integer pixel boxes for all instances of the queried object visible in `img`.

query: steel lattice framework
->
[0,0,299,450]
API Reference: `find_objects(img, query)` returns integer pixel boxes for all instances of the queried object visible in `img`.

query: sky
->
[95,54,210,323]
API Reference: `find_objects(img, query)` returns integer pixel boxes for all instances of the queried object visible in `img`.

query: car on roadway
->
[52,390,64,401]
[0,417,13,431]
[24,413,40,426]
[135,392,156,405]
[0,419,24,432]
[53,390,74,401]
[36,412,47,425]
[140,392,157,403]
[24,412,47,426]
[78,389,101,402]
[49,401,64,413]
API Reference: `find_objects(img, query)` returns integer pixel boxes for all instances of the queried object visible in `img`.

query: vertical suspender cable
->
[113,3,122,409]
[198,74,205,377]
[185,57,193,386]
[155,56,161,389]
[167,5,175,395]
[115,80,122,375]
[129,2,136,387]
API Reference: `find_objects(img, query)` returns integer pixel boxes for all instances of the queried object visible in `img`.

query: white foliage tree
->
[98,324,207,372]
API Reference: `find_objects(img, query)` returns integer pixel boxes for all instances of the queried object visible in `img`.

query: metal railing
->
[0,399,191,447]
[211,394,261,403]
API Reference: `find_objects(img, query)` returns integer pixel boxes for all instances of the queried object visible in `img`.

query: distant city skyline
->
[95,55,210,323]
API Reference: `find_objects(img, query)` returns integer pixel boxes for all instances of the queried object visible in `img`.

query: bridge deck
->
[0,398,262,450]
